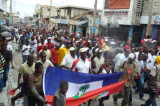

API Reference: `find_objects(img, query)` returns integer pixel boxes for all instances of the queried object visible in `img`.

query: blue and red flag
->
[43,67,125,106]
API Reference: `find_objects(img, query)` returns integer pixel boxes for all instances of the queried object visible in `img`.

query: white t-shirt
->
[136,59,144,74]
[61,54,77,69]
[115,55,127,72]
[7,45,13,52]
[22,45,31,55]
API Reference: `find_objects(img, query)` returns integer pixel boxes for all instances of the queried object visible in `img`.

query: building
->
[101,0,160,45]
[140,0,160,41]
[55,0,103,35]
[12,12,20,24]
[0,0,7,24]
[34,4,58,28]
[101,0,145,44]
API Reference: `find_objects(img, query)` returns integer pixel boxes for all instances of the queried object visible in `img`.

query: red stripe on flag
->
[45,80,127,106]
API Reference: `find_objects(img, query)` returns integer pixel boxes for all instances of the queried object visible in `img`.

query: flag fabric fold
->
[43,67,124,105]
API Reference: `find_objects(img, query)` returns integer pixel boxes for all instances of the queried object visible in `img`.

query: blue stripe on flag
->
[44,67,123,96]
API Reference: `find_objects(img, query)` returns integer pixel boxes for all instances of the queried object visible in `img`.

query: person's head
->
[124,49,130,57]
[1,43,7,51]
[27,55,34,66]
[59,81,69,95]
[128,53,135,64]
[55,43,60,50]
[70,47,76,56]
[31,36,34,40]
[47,37,51,43]
[151,49,155,56]
[23,73,29,83]
[95,48,102,57]
[65,42,71,49]
[138,54,143,61]
[104,59,110,66]
[41,39,44,44]
[40,51,46,63]
[35,62,44,74]
[26,40,29,45]
[143,54,148,61]
[43,44,48,50]
[138,47,143,53]
[79,48,88,60]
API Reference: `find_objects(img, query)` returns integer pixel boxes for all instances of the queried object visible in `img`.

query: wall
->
[101,0,136,26]
[71,8,88,18]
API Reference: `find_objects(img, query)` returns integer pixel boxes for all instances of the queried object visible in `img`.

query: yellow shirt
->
[18,62,35,74]
[58,48,70,66]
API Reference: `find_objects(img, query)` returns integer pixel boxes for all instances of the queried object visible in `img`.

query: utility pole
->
[49,0,52,28]
[93,0,97,34]
[146,0,154,37]
[10,0,13,24]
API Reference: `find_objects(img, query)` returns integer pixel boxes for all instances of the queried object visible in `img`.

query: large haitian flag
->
[43,67,125,106]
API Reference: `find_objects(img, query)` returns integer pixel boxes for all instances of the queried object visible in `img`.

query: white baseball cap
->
[79,47,89,53]
[70,47,76,51]
[128,53,135,59]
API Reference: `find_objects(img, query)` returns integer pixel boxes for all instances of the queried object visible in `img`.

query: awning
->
[77,21,88,25]
[70,20,78,25]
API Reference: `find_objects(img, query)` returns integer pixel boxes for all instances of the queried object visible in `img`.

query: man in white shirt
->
[135,54,145,101]
[135,47,143,59]
[147,49,156,70]
[71,47,92,74]
[61,47,77,70]
[22,40,31,63]
[114,48,124,72]
[115,48,130,72]
[91,48,104,73]
[38,51,53,70]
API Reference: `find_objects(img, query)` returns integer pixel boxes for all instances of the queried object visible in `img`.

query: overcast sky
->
[7,0,67,18]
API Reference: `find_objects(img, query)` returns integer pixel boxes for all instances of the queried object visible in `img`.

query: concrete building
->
[101,0,145,44]
[55,0,103,35]
[101,0,160,44]
[12,12,20,24]
[34,4,58,28]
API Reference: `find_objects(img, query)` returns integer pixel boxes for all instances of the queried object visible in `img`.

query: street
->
[0,42,160,106]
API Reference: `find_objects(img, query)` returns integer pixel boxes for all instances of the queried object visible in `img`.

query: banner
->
[43,67,124,105]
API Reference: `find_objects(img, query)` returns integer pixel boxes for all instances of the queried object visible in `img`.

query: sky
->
[7,0,68,18]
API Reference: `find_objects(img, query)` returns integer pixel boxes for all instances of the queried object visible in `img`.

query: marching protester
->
[51,43,60,67]
[38,51,53,70]
[28,62,48,105]
[61,47,77,70]
[21,40,31,63]
[141,56,160,106]
[113,53,138,106]
[52,81,69,106]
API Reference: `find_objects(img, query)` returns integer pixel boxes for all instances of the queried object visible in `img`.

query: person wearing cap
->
[58,42,71,66]
[113,53,138,106]
[91,47,104,73]
[61,47,77,70]
[141,56,160,106]
[46,37,54,50]
[51,43,60,67]
[39,44,51,61]
[70,47,92,74]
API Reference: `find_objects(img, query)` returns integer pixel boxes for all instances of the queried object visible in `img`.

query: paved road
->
[0,42,160,106]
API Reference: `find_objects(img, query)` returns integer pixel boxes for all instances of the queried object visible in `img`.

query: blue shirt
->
[26,35,31,40]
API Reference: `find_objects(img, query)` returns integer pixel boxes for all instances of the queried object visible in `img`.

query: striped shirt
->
[0,53,5,73]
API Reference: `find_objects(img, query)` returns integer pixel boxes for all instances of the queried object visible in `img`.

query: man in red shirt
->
[46,37,54,50]
[51,43,60,67]
[37,39,44,56]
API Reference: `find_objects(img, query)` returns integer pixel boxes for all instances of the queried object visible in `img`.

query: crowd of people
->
[0,25,160,106]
